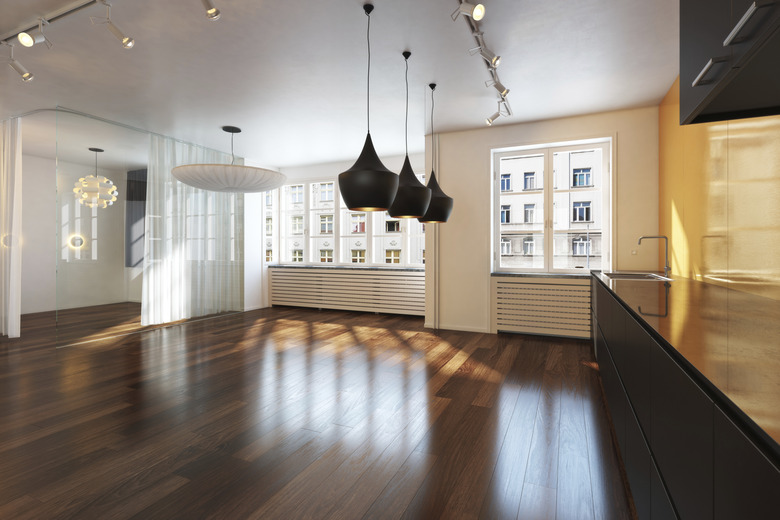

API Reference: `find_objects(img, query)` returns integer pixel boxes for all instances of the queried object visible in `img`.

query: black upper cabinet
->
[680,0,780,124]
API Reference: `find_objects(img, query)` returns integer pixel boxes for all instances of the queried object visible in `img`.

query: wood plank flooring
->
[0,305,633,519]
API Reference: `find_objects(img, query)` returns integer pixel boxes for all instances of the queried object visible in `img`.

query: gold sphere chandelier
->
[73,147,118,209]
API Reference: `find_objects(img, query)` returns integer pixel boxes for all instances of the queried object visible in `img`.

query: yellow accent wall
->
[660,78,780,300]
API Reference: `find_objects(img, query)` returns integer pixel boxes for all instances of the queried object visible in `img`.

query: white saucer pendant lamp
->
[73,147,118,209]
[172,126,286,193]
[388,51,431,219]
[338,3,398,212]
[419,84,453,223]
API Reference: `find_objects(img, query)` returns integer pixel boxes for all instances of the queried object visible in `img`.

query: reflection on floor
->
[0,306,632,519]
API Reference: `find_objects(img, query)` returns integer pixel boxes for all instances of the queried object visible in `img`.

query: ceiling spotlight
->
[470,46,500,68]
[18,19,52,49]
[9,59,34,82]
[92,1,134,49]
[452,2,485,22]
[486,100,512,126]
[486,77,509,97]
[3,44,34,82]
[202,0,221,21]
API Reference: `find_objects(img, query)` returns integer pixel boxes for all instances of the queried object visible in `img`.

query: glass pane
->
[552,148,603,271]
[499,153,544,269]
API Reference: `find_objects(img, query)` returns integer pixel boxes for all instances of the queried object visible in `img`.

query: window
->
[573,167,592,187]
[290,185,304,204]
[422,249,425,264]
[495,141,610,272]
[386,249,401,264]
[523,237,535,255]
[320,214,333,234]
[320,182,334,202]
[524,204,535,223]
[524,172,536,190]
[572,237,590,256]
[500,174,511,192]
[351,213,366,233]
[500,205,511,223]
[266,249,273,262]
[572,201,592,222]
[270,180,424,266]
[291,215,304,234]
[265,191,273,206]
[351,249,365,263]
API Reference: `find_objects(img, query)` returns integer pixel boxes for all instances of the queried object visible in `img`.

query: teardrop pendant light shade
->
[339,133,399,211]
[338,3,399,212]
[419,170,453,223]
[389,51,431,218]
[419,83,454,223]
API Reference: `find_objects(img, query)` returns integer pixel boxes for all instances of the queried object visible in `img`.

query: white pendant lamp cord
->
[230,131,235,165]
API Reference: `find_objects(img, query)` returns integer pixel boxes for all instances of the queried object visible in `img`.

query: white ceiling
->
[0,0,679,169]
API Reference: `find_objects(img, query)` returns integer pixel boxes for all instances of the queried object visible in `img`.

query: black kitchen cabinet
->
[597,329,626,450]
[681,0,780,124]
[622,315,652,432]
[713,407,780,519]
[650,461,678,520]
[680,0,733,123]
[624,408,651,519]
[650,344,714,520]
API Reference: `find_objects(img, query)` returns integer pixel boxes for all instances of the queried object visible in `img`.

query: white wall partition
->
[0,118,22,337]
[142,135,244,325]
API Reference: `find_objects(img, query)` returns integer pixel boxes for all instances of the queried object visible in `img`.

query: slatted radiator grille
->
[493,277,591,338]
[270,268,425,316]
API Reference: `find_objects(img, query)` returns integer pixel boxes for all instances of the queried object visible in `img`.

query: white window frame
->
[492,138,611,274]
[320,214,334,234]
[291,215,304,234]
[500,238,512,256]
[500,205,511,224]
[292,249,303,262]
[351,249,366,263]
[572,236,591,256]
[572,201,592,223]
[524,204,534,223]
[290,185,304,204]
[523,172,536,191]
[320,182,334,202]
[523,236,535,256]
[320,249,333,263]
[385,249,401,264]
[500,173,511,192]
[572,167,592,187]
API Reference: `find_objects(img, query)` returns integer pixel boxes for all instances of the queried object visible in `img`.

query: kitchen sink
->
[603,272,673,282]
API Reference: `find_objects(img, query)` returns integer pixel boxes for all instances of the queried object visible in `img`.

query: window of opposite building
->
[263,177,425,266]
[494,139,610,273]
[501,174,511,192]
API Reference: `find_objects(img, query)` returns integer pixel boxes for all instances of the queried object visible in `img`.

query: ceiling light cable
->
[91,1,134,49]
[2,42,34,82]
[18,18,53,49]
[201,0,221,21]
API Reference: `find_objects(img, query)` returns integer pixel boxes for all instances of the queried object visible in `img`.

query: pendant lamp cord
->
[230,131,235,165]
[404,56,409,156]
[94,149,98,175]
[430,86,436,172]
[365,9,371,133]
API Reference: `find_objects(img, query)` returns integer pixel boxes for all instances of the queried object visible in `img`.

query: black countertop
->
[594,272,780,455]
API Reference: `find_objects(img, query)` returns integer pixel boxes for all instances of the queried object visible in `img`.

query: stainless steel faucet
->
[638,235,671,278]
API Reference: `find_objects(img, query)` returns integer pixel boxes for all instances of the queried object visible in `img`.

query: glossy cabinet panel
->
[650,344,714,520]
[714,407,780,519]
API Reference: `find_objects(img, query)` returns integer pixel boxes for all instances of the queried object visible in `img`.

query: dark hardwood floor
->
[0,305,633,519]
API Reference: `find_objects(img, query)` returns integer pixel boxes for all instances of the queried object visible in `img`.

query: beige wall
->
[426,107,660,332]
[660,78,780,300]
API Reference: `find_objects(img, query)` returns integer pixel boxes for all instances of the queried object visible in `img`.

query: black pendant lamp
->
[419,84,454,223]
[338,3,399,212]
[388,52,432,219]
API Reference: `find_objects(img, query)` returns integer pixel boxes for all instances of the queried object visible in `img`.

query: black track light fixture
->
[338,3,399,212]
[388,51,432,219]
[419,84,453,224]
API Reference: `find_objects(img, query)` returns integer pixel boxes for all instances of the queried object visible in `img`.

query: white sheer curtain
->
[142,135,244,326]
[0,118,22,338]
